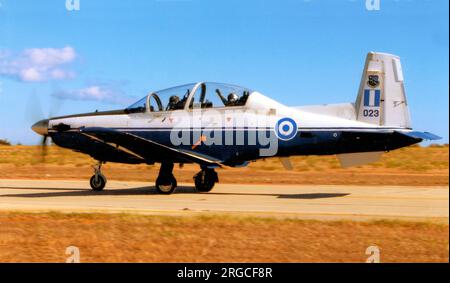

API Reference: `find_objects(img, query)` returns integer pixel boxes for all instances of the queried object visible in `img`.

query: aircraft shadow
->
[1,186,88,191]
[0,186,350,199]
[205,192,350,199]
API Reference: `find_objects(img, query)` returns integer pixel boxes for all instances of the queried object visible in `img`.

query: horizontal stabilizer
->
[396,131,442,141]
[337,151,383,168]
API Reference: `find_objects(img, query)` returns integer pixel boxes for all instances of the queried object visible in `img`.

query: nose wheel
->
[155,163,177,194]
[90,162,107,191]
[194,167,218,192]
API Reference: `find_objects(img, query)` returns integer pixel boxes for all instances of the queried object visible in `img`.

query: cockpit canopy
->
[126,82,253,113]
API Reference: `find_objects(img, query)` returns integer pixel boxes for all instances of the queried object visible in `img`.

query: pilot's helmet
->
[169,95,179,104]
[227,93,238,103]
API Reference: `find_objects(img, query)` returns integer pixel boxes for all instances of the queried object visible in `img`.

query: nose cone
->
[31,119,49,136]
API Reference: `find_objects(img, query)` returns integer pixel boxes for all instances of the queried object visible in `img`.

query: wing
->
[80,127,223,167]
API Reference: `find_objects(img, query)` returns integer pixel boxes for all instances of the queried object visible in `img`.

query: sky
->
[0,0,448,145]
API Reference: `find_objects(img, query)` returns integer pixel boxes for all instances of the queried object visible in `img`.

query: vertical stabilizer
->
[355,52,411,128]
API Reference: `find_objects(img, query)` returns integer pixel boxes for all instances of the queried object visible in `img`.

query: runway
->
[0,179,448,222]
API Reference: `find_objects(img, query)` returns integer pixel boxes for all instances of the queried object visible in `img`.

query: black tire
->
[90,174,106,191]
[155,174,177,194]
[194,170,217,192]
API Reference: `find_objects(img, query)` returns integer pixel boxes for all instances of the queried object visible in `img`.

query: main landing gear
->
[90,161,107,191]
[193,167,218,193]
[154,163,218,194]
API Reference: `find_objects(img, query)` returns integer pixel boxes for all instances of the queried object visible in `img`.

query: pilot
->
[167,95,180,110]
[226,93,239,106]
[216,89,240,107]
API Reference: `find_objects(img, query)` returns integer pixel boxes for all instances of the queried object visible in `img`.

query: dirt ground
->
[0,212,447,263]
[0,144,448,186]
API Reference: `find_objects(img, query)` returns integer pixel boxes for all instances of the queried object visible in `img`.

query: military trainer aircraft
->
[32,52,440,194]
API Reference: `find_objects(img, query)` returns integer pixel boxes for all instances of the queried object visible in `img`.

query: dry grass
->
[0,145,448,186]
[0,212,447,263]
[250,144,449,172]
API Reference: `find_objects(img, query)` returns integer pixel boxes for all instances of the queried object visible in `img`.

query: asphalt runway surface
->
[0,179,448,222]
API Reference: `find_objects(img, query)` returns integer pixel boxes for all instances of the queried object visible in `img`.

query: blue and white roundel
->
[275,117,298,141]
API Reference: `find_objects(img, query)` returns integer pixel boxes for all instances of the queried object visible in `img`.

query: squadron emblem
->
[367,74,380,88]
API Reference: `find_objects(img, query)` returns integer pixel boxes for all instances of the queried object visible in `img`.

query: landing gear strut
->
[155,163,177,194]
[90,161,107,191]
[194,167,218,192]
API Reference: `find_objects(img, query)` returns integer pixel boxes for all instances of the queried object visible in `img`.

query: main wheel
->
[194,169,217,192]
[155,174,177,194]
[90,174,106,191]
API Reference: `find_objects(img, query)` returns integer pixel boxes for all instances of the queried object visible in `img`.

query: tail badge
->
[367,75,380,88]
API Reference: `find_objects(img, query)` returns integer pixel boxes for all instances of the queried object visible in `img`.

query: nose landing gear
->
[155,163,177,194]
[90,161,107,191]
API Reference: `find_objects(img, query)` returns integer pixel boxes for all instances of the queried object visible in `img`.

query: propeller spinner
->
[31,119,49,136]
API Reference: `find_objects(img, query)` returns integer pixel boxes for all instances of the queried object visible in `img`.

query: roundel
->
[275,117,298,141]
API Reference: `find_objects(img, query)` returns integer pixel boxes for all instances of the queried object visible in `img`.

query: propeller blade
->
[25,91,45,124]
[26,91,62,123]
[49,94,63,118]
[26,92,60,164]
[40,135,48,162]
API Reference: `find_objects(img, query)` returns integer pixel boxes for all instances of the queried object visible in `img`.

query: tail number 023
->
[363,109,379,117]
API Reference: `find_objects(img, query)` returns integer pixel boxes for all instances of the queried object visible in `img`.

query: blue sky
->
[0,0,448,145]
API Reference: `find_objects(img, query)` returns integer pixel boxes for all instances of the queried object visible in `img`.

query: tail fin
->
[355,52,411,128]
